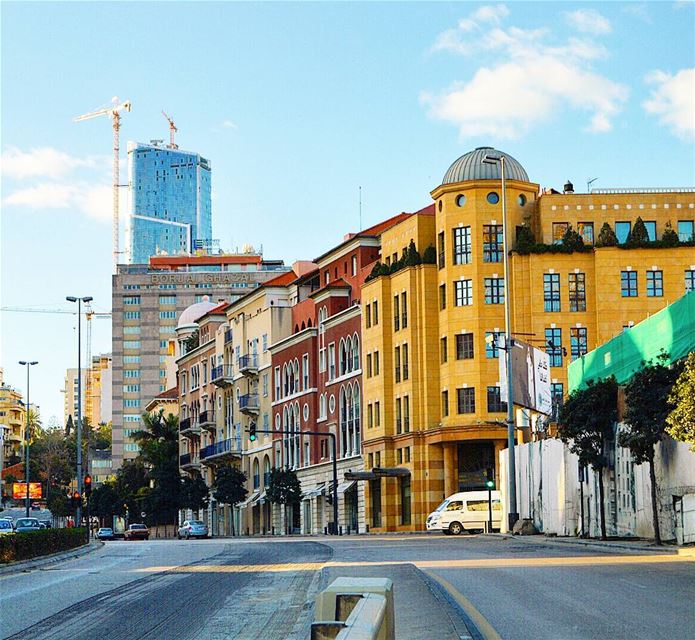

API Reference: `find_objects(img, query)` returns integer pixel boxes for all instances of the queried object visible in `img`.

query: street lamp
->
[481,153,519,531]
[66,295,93,527]
[19,360,38,517]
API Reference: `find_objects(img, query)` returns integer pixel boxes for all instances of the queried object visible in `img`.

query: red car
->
[124,523,150,540]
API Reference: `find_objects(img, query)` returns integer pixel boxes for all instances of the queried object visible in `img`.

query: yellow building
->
[362,146,695,532]
[86,354,112,427]
[0,368,26,465]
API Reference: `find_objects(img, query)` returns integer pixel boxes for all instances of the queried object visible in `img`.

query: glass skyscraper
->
[127,141,212,263]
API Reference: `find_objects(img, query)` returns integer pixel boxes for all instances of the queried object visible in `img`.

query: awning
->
[303,483,325,499]
[336,480,356,494]
[240,491,260,507]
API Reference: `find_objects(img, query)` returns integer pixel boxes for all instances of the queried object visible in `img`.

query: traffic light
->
[248,422,257,442]
[84,474,92,498]
[72,490,82,508]
[485,467,495,489]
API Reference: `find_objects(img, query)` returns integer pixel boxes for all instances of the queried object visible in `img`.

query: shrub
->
[595,222,618,247]
[0,528,88,564]
[561,225,585,252]
[626,216,650,247]
[662,221,680,247]
[422,245,437,264]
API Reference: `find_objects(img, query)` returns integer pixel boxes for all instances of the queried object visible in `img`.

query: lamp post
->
[19,360,38,517]
[66,295,93,527]
[482,153,519,531]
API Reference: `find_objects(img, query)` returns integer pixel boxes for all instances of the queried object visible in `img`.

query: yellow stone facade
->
[362,151,695,533]
[0,368,26,464]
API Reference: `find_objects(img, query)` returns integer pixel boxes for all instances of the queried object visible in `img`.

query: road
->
[1,534,693,639]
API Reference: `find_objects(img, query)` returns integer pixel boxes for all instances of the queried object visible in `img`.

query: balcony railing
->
[200,436,243,462]
[199,410,215,428]
[224,330,233,343]
[179,417,200,436]
[239,393,260,413]
[179,417,191,432]
[238,354,258,375]
[211,364,234,387]
[179,453,199,467]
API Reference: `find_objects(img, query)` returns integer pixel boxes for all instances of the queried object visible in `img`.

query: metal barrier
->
[311,577,394,640]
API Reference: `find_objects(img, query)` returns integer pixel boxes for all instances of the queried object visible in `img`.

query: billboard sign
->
[499,338,552,415]
[13,482,43,500]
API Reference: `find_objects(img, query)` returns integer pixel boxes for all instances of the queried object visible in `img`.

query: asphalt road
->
[1,534,693,640]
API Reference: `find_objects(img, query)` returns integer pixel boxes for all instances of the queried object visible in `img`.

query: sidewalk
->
[0,540,103,576]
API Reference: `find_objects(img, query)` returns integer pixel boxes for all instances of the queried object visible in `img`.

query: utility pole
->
[19,360,38,517]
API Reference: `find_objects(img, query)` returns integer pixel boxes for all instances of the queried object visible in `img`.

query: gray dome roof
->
[176,296,218,330]
[442,147,529,185]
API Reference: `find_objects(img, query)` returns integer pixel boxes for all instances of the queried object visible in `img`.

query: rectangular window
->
[374,351,380,375]
[543,273,561,312]
[577,222,594,245]
[159,310,177,319]
[367,403,374,429]
[123,296,140,305]
[352,255,358,276]
[455,333,474,359]
[263,373,269,397]
[403,395,410,432]
[328,344,336,380]
[568,273,586,312]
[394,346,401,383]
[396,397,402,434]
[615,221,631,244]
[441,390,449,417]
[401,292,407,328]
[686,270,695,292]
[373,301,379,325]
[440,337,448,364]
[545,328,563,367]
[644,221,657,242]
[439,284,446,310]
[124,370,140,378]
[375,401,381,427]
[274,367,280,399]
[646,270,663,297]
[455,280,473,306]
[570,327,588,361]
[324,271,330,285]
[486,386,507,413]
[302,354,309,389]
[482,225,504,263]
[453,226,472,265]
[394,295,400,331]
[123,326,140,334]
[158,295,176,305]
[400,476,411,525]
[675,219,694,242]
[123,356,141,364]
[552,222,569,244]
[621,271,638,297]
[485,331,501,358]
[262,334,268,352]
[484,278,505,304]
[402,344,409,380]
[124,311,140,320]
[367,353,372,378]
[366,304,371,328]
[124,341,141,349]
[438,231,445,269]
[457,388,476,414]
[124,399,140,408]
[551,383,564,419]
[123,284,141,290]
[319,348,326,373]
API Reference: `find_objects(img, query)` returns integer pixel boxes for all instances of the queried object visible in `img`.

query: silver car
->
[0,519,14,535]
[177,520,208,539]
[14,517,41,533]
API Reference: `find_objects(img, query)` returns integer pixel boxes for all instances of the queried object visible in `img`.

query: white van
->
[426,490,502,535]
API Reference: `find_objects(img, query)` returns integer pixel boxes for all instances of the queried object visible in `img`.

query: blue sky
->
[2,1,694,423]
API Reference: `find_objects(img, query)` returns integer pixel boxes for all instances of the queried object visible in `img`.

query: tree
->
[266,467,302,534]
[561,225,585,252]
[404,239,422,267]
[367,261,383,281]
[113,459,149,520]
[627,216,650,247]
[422,245,437,264]
[212,466,248,536]
[558,377,618,540]
[515,223,535,252]
[662,221,680,247]
[667,351,695,451]
[620,354,681,544]
[91,482,123,525]
[595,222,618,247]
[180,475,210,512]
[47,491,71,518]
[65,415,74,437]
[184,329,200,352]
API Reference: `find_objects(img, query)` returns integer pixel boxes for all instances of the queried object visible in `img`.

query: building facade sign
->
[150,273,251,285]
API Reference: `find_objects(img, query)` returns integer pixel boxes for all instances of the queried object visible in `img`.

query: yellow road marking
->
[422,569,502,640]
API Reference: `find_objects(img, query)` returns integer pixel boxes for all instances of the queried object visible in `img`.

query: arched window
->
[308,318,312,328]
[253,458,260,489]
[293,359,300,392]
[263,455,271,486]
[352,334,360,371]
[282,364,289,397]
[294,324,299,334]
[301,321,306,331]
[294,403,301,468]
[353,383,361,454]
[340,386,349,457]
[319,393,327,419]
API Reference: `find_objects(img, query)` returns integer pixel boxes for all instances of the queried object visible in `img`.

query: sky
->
[1,1,694,424]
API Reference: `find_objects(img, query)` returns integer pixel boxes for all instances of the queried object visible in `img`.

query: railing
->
[180,453,194,466]
[179,417,192,432]
[239,394,259,412]
[238,354,258,372]
[199,410,215,425]
[224,330,233,343]
[200,437,242,460]
[211,364,234,381]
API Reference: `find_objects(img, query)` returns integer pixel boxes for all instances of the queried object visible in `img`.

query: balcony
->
[179,453,201,472]
[198,410,216,431]
[200,436,243,465]
[224,329,233,344]
[239,393,259,415]
[179,417,201,437]
[211,364,234,387]
[237,354,258,377]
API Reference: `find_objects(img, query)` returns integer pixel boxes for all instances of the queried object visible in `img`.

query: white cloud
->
[3,182,112,222]
[221,119,238,129]
[643,68,695,139]
[622,3,652,24]
[425,8,627,139]
[1,147,108,180]
[565,9,612,34]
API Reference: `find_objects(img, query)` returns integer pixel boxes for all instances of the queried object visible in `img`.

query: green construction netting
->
[568,292,695,391]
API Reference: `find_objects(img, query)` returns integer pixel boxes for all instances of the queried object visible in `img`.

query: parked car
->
[40,520,52,529]
[123,523,149,541]
[97,527,114,541]
[14,517,42,533]
[0,519,14,535]
[425,490,502,535]
[177,520,208,540]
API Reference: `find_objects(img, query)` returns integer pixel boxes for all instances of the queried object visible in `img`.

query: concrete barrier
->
[311,577,394,640]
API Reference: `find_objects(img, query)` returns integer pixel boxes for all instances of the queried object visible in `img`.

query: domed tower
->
[176,295,218,356]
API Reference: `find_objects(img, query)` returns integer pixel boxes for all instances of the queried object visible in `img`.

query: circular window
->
[456,194,466,207]
[438,200,443,212]
[487,192,500,205]
[329,394,336,414]
[518,194,527,206]
[303,403,309,421]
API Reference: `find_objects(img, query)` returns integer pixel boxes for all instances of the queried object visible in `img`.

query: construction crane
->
[162,110,178,149]
[74,97,132,274]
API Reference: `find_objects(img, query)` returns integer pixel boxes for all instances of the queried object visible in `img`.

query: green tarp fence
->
[568,292,695,391]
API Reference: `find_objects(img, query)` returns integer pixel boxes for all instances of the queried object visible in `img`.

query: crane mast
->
[74,98,132,273]
[162,110,178,149]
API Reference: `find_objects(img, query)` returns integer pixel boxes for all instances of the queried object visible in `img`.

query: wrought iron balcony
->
[237,354,258,376]
[211,364,234,387]
[239,393,260,415]
[198,410,216,430]
[224,329,233,344]
[179,453,200,470]
[200,436,243,465]
[179,417,201,437]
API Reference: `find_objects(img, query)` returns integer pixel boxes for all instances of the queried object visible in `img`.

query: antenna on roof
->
[359,186,362,231]
[587,177,598,193]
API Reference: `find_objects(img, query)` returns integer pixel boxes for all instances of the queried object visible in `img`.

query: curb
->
[0,540,104,576]
[488,533,683,555]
